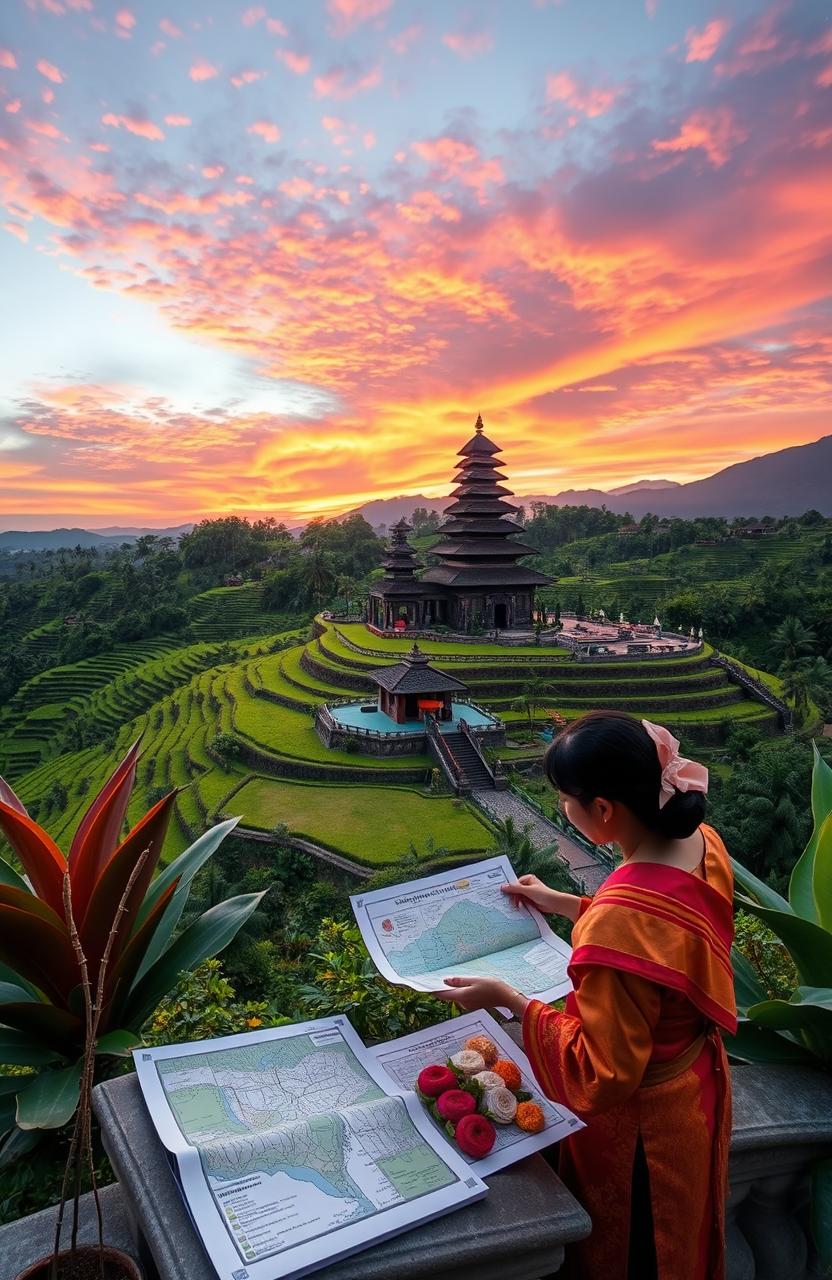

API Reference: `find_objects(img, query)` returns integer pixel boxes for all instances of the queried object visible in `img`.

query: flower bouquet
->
[415,1034,546,1159]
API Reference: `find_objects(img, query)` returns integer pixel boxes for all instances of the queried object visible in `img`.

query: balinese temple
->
[367,644,467,723]
[369,415,552,633]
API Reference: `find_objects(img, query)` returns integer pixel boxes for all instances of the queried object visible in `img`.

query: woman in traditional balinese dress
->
[437,711,736,1280]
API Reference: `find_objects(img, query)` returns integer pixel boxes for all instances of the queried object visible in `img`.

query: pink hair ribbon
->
[641,719,709,809]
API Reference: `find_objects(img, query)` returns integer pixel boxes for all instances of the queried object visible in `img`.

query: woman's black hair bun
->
[654,790,706,840]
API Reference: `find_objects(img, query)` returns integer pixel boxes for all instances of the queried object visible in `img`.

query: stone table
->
[92,1074,591,1280]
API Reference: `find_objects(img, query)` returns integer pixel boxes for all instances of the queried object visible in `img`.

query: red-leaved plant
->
[0,738,264,1164]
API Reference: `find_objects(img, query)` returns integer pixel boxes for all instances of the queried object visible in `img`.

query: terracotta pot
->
[15,1245,141,1280]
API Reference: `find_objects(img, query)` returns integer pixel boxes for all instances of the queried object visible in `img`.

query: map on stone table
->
[351,855,572,1006]
[135,1018,485,1280]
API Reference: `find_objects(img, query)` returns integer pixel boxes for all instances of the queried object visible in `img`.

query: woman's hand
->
[434,976,528,1018]
[501,876,584,923]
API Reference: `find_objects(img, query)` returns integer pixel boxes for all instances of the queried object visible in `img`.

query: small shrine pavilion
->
[369,415,552,634]
[367,643,467,724]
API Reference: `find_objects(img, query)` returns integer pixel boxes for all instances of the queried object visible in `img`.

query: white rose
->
[472,1071,505,1090]
[483,1086,517,1125]
[450,1049,486,1077]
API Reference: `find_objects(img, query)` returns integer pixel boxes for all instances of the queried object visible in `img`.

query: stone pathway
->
[472,789,610,892]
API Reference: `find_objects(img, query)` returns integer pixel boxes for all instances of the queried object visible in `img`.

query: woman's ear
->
[595,797,614,826]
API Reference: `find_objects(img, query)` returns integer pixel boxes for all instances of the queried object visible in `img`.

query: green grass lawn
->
[232,777,494,863]
[333,620,568,658]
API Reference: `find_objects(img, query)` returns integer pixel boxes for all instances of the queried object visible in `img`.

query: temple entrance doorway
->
[494,602,509,628]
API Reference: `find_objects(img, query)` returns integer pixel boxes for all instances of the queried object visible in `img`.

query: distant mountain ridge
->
[348,435,832,527]
[0,525,192,552]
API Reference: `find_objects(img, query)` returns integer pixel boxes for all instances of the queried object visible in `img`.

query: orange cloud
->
[189,59,219,82]
[164,114,191,126]
[101,112,164,140]
[652,107,746,167]
[247,120,281,143]
[546,71,619,118]
[685,19,729,63]
[36,59,65,84]
[411,136,504,201]
[313,65,381,99]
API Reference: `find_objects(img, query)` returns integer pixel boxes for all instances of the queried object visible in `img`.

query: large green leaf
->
[811,810,832,934]
[731,947,768,1014]
[0,1002,82,1047]
[123,891,267,1029]
[16,1061,82,1129]
[134,816,240,934]
[812,1157,832,1275]
[0,981,39,1005]
[0,1027,66,1066]
[734,897,832,989]
[731,858,793,914]
[0,1124,42,1169]
[747,986,832,1029]
[789,745,832,922]
[0,962,38,1000]
[95,1029,141,1057]
[0,856,31,895]
[723,1018,815,1065]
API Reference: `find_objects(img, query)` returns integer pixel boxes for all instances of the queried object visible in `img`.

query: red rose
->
[417,1065,457,1098]
[436,1089,477,1124]
[454,1113,496,1159]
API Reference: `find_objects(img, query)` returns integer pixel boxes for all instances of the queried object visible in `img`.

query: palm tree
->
[780,661,812,720]
[301,545,337,606]
[771,616,816,667]
[511,676,556,738]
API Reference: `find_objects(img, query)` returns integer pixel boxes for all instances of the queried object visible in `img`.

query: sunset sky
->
[0,0,830,529]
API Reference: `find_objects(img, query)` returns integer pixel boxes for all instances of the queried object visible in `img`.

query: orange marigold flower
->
[493,1059,522,1092]
[515,1101,545,1134]
[464,1034,498,1068]
[246,1017,263,1028]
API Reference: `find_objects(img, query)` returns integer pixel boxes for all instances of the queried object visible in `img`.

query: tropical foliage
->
[0,739,264,1162]
[728,742,832,1272]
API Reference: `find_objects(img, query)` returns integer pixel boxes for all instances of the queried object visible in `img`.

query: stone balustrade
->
[3,1062,830,1279]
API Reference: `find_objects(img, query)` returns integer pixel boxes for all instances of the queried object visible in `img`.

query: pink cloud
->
[42,87,55,103]
[411,135,504,201]
[0,49,18,70]
[652,107,747,167]
[389,25,421,55]
[247,120,281,143]
[241,5,266,25]
[685,19,729,63]
[89,141,110,151]
[313,64,381,100]
[189,59,219,81]
[442,29,493,60]
[280,176,315,199]
[164,114,191,126]
[231,69,267,87]
[36,59,65,84]
[546,71,620,118]
[363,131,376,149]
[27,120,67,140]
[266,18,288,35]
[202,164,225,179]
[115,9,136,34]
[277,50,311,75]
[236,174,254,184]
[101,112,165,141]
[159,18,182,38]
[5,99,22,113]
[3,221,28,242]
[327,0,392,36]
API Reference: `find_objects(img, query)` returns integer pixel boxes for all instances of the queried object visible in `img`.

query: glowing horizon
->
[1,0,830,530]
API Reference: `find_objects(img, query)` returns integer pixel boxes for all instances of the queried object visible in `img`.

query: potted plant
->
[16,864,145,1279]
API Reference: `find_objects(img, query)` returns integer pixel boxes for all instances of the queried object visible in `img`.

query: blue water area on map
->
[329,701,498,734]
[386,897,539,975]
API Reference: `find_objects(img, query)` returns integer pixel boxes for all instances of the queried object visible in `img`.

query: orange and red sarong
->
[523,824,737,1280]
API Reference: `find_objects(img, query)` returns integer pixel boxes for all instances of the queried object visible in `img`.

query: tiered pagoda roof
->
[421,416,552,589]
[367,644,467,694]
[377,518,431,597]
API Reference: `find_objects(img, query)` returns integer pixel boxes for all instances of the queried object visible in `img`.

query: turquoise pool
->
[328,701,499,735]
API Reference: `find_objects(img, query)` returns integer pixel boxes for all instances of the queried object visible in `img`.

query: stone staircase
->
[440,730,495,790]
